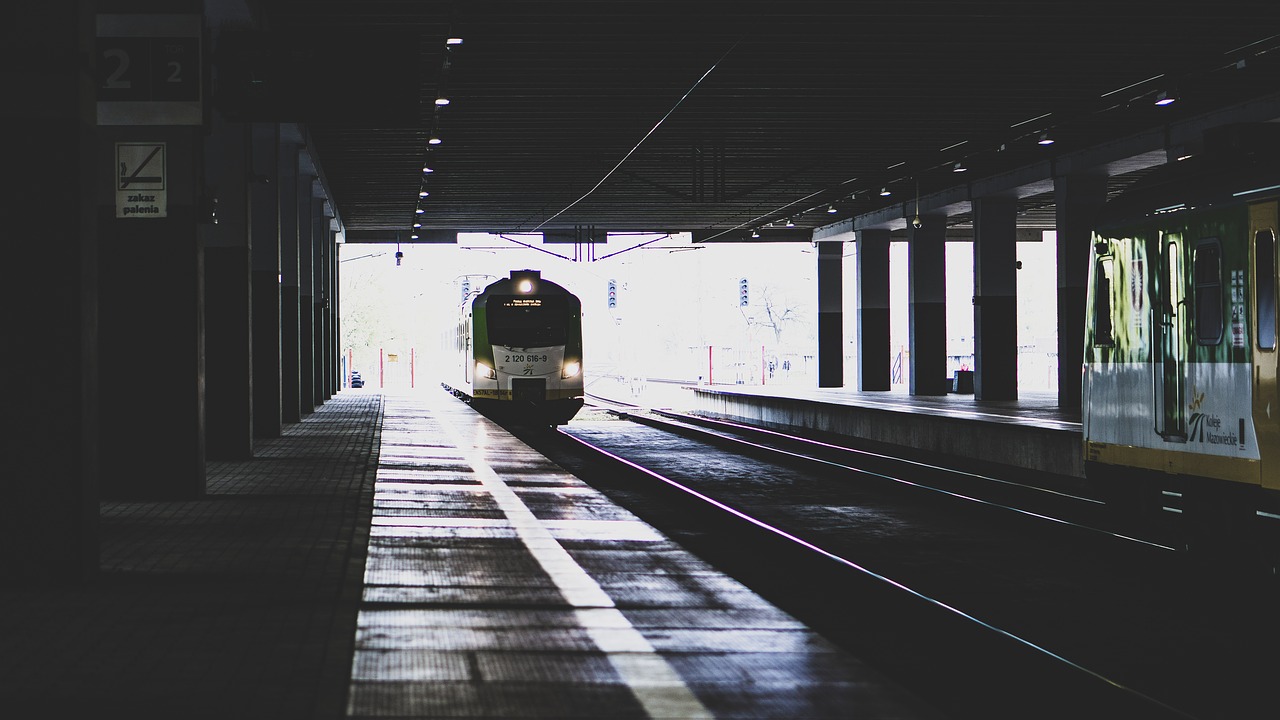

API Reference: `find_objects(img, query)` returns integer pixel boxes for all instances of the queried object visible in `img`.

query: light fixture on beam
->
[1037,132,1055,145]
[751,229,760,238]
[446,37,463,45]
[435,97,450,106]
[953,162,967,172]
[879,186,891,196]
[785,218,795,227]
[1154,90,1177,106]
[428,135,442,145]
[419,190,429,198]
[827,205,837,213]
[422,166,434,174]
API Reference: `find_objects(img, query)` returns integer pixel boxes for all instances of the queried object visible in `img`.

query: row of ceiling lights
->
[742,85,1186,238]
[411,35,464,240]
[403,41,1188,241]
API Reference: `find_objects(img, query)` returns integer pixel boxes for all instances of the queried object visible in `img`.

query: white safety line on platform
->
[436,407,714,719]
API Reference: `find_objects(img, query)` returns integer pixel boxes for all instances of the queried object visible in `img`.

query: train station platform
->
[0,388,941,719]
[687,385,1085,483]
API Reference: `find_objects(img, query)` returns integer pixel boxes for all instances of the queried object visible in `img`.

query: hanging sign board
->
[96,14,202,125]
[116,142,167,218]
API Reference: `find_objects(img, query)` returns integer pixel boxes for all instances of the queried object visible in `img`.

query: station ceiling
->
[239,1,1280,242]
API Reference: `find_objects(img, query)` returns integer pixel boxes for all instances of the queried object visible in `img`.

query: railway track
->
[497,400,1277,720]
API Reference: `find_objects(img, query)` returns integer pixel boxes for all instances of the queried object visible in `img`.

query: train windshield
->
[487,295,569,347]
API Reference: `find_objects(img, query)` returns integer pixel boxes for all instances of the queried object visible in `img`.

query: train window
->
[1193,239,1223,345]
[488,295,569,347]
[1259,228,1277,350]
[1093,256,1114,346]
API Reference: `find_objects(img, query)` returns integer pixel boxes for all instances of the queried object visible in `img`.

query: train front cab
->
[1083,150,1280,562]
[469,271,584,425]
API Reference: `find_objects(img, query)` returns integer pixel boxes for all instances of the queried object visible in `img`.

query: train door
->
[463,311,473,384]
[1252,203,1278,492]
[1155,234,1187,440]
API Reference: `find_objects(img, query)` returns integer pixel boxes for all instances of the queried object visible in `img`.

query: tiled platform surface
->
[347,392,941,718]
[0,391,383,719]
[0,388,940,719]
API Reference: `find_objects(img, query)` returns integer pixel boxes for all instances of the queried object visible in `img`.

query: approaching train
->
[1083,124,1278,550]
[445,269,584,425]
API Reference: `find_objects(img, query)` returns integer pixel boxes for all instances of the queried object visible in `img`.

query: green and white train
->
[1083,124,1279,550]
[445,269,585,425]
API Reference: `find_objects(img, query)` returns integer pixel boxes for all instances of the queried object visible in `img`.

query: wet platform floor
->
[346,392,941,718]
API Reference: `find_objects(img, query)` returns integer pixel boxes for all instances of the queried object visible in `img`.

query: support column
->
[908,215,948,396]
[251,123,282,438]
[817,241,844,388]
[280,143,302,424]
[1054,174,1108,411]
[3,3,99,583]
[299,193,320,414]
[312,207,332,406]
[202,115,253,460]
[856,229,892,391]
[98,132,205,496]
[972,196,1019,400]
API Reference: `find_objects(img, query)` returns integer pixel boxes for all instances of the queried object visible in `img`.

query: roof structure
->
[232,1,1280,242]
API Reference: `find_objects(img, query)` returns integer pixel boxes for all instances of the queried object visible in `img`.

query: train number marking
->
[503,354,548,363]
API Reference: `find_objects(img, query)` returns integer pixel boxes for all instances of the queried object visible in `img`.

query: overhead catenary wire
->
[533,38,744,232]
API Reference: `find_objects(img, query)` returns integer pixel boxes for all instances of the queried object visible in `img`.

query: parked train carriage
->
[1083,125,1279,550]
[449,269,584,425]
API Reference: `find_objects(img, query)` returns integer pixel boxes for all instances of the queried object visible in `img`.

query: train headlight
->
[475,361,496,379]
[561,360,581,379]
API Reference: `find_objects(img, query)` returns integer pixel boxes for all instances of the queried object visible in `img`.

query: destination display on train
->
[500,298,543,307]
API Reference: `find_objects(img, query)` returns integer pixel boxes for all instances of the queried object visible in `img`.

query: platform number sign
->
[607,279,618,309]
[96,15,202,125]
[739,278,750,307]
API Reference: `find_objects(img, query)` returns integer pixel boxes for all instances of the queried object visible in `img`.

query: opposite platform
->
[689,386,1084,481]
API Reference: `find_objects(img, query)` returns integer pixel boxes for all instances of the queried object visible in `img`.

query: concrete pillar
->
[312,210,333,405]
[280,144,302,424]
[97,10,207,504]
[972,196,1019,400]
[856,229,892,391]
[817,241,844,388]
[202,115,253,460]
[908,215,948,395]
[1054,174,1108,411]
[299,193,320,414]
[2,3,99,583]
[251,123,282,439]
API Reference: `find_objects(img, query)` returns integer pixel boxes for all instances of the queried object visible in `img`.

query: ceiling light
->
[1037,132,1055,145]
[751,229,760,238]
[879,187,891,196]
[785,219,795,227]
[422,166,433,173]
[410,234,419,240]
[428,135,442,145]
[415,208,425,214]
[1154,90,1176,106]
[419,191,429,198]
[435,97,450,106]
[446,37,463,45]
[953,162,967,172]
[827,205,837,213]
[413,222,421,228]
